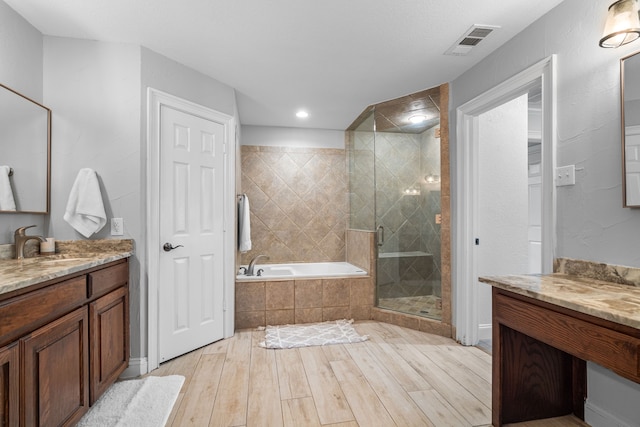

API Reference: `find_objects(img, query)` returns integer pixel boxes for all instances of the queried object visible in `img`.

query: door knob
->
[163,243,184,252]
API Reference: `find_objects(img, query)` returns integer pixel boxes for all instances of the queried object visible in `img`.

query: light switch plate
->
[111,218,124,236]
[556,165,576,186]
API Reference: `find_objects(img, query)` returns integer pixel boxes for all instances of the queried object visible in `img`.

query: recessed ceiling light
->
[296,111,309,118]
[408,114,427,124]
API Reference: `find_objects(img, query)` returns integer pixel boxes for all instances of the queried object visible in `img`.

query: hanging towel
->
[0,166,16,211]
[238,194,252,252]
[63,168,107,238]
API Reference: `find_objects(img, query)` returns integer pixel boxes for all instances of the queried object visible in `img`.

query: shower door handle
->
[376,225,384,246]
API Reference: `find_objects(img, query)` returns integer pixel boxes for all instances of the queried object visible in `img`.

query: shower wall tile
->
[241,145,348,264]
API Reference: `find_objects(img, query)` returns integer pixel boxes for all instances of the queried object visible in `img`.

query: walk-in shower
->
[347,86,447,322]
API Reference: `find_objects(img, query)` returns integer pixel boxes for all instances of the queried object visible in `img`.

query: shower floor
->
[378,294,442,320]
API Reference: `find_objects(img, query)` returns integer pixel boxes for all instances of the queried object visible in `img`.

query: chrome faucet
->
[247,254,269,276]
[14,225,46,259]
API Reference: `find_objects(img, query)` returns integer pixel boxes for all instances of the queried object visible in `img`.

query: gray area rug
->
[77,375,184,426]
[260,319,369,349]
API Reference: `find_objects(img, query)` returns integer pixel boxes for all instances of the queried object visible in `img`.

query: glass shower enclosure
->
[347,87,442,321]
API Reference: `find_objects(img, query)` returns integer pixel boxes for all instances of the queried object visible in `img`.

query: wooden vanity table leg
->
[492,288,585,425]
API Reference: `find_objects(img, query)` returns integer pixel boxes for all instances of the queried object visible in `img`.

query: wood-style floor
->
[148,321,587,427]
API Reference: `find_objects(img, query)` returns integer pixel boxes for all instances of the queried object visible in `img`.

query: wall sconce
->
[599,0,640,48]
[403,188,420,196]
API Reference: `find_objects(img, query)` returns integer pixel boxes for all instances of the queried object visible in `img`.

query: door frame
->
[454,55,557,345]
[147,88,236,371]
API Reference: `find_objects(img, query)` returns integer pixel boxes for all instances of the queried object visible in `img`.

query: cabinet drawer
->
[88,261,128,299]
[0,276,87,346]
[494,292,640,382]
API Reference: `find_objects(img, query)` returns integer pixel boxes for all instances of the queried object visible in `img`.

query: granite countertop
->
[480,273,640,330]
[0,239,133,297]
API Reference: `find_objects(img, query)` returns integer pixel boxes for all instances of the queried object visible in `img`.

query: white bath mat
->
[260,319,368,349]
[77,375,184,427]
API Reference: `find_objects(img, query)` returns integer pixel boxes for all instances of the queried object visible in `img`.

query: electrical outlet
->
[111,218,124,236]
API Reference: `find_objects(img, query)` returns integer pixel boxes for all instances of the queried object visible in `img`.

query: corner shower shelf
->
[378,251,432,258]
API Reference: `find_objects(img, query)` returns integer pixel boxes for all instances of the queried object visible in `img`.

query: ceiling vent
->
[444,25,500,56]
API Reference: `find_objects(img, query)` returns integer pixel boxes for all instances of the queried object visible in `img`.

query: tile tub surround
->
[240,145,348,264]
[235,277,374,329]
[0,239,133,296]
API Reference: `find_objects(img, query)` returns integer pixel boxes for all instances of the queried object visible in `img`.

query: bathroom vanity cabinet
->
[481,274,640,426]
[0,258,129,426]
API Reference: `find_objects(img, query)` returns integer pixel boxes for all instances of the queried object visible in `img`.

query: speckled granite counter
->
[479,273,640,330]
[0,239,133,297]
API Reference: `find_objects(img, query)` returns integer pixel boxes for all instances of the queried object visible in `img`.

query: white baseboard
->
[120,357,148,379]
[585,400,637,427]
[478,323,492,341]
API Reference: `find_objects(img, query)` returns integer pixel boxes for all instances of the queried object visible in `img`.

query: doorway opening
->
[455,56,557,346]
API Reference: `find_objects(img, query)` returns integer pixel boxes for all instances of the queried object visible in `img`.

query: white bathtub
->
[236,262,367,280]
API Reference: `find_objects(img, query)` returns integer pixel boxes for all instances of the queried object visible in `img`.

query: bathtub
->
[236,262,367,280]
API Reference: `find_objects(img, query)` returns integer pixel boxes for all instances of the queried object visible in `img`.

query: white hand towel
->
[238,194,252,252]
[64,168,107,238]
[0,166,16,211]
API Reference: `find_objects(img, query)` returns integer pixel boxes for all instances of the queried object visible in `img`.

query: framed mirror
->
[622,51,640,207]
[0,83,51,213]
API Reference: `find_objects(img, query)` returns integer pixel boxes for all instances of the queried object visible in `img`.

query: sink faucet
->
[247,254,269,276]
[14,225,46,259]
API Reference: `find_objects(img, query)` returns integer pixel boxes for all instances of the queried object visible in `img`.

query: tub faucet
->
[247,254,269,276]
[14,225,46,259]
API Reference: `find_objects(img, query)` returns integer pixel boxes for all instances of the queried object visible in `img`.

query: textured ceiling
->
[4,0,565,130]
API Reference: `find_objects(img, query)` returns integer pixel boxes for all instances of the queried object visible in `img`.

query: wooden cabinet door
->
[22,307,89,427]
[0,342,18,427]
[89,286,129,404]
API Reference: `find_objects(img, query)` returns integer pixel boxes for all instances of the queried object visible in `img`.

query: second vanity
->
[0,239,132,426]
[481,260,640,426]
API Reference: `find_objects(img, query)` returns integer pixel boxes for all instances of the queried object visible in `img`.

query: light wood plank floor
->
[147,321,586,427]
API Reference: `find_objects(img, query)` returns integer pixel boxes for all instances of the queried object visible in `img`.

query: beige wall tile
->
[266,309,294,326]
[240,146,347,264]
[295,280,323,308]
[350,305,371,321]
[322,306,351,321]
[322,279,350,307]
[236,281,265,312]
[295,308,323,324]
[266,280,294,310]
[236,311,265,330]
[349,278,374,306]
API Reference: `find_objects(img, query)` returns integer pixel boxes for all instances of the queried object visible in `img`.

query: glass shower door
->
[374,101,442,321]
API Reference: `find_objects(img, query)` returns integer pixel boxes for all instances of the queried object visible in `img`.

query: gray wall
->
[43,36,144,358]
[0,1,239,367]
[450,0,640,424]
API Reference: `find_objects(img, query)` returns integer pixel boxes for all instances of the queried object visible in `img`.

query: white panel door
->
[477,94,529,341]
[159,105,225,362]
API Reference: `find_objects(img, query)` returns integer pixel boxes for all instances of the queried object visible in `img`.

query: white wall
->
[242,125,344,148]
[451,0,640,424]
[0,1,46,239]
